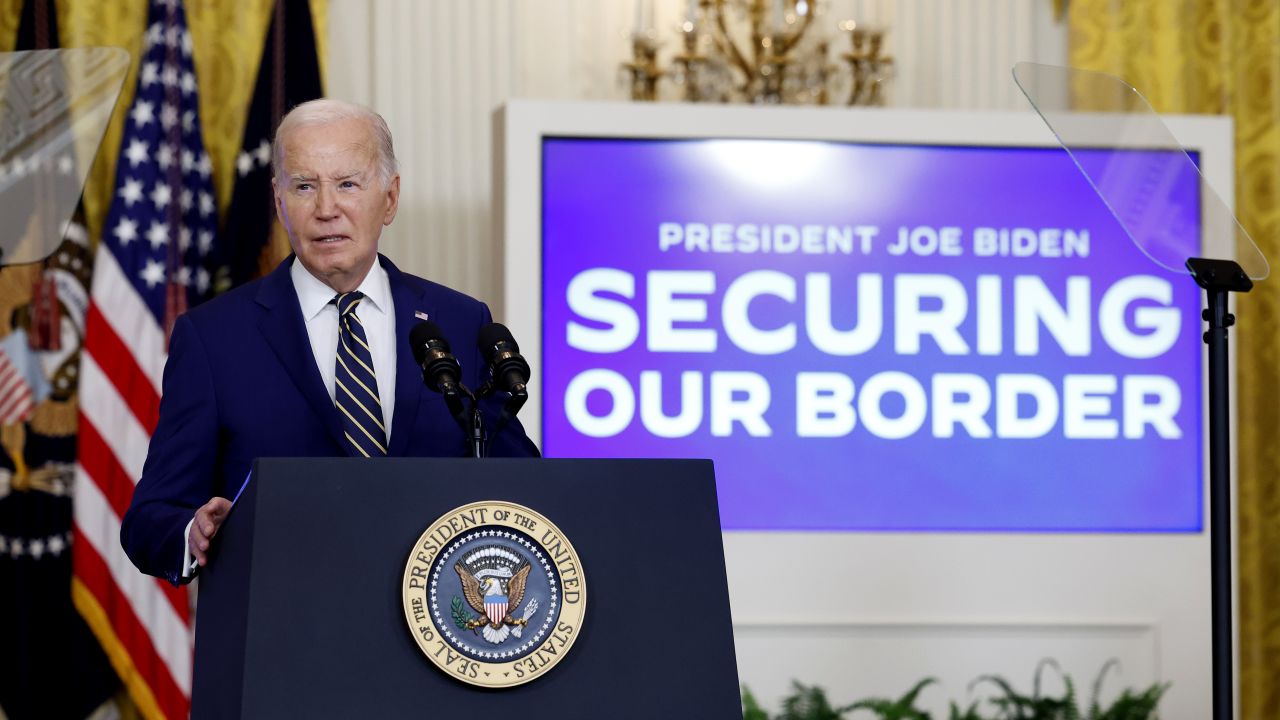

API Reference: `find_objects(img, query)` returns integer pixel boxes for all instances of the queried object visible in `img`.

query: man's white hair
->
[272,98,398,186]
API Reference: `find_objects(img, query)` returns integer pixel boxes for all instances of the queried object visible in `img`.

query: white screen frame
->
[495,100,1234,719]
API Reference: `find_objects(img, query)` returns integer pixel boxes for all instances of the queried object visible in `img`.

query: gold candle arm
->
[710,0,756,81]
[778,7,815,55]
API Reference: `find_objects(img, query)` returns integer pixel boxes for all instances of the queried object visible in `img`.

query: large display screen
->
[539,137,1203,532]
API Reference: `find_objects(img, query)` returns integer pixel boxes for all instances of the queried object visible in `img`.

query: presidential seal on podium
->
[401,500,587,688]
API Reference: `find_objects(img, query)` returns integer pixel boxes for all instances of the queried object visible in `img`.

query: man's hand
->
[189,497,233,567]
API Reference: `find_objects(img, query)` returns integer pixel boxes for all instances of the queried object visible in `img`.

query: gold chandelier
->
[622,0,893,105]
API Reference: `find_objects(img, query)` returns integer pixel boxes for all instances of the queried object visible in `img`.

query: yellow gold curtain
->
[1070,1,1280,716]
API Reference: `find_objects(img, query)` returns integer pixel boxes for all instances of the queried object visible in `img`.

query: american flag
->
[72,1,222,717]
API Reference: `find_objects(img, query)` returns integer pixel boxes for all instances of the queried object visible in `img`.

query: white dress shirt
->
[184,258,399,578]
[290,257,398,435]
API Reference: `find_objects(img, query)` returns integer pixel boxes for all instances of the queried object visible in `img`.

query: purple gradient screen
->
[540,137,1203,532]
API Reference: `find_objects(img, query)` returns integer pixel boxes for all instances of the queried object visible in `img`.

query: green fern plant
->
[1087,660,1168,720]
[741,679,935,720]
[743,686,772,720]
[969,658,1167,720]
[844,677,937,719]
[777,681,853,720]
[970,659,1079,719]
[948,700,986,720]
[739,660,1168,720]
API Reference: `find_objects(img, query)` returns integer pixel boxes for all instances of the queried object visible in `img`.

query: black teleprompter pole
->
[1186,257,1253,720]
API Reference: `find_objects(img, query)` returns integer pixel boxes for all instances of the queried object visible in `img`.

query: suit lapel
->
[385,256,430,456]
[255,257,348,452]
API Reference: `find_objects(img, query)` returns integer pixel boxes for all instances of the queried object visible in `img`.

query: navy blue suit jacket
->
[120,255,538,585]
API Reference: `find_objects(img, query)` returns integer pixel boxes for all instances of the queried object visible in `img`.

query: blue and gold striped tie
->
[333,291,387,457]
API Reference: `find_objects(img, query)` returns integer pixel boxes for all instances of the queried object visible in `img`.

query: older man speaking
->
[121,99,538,586]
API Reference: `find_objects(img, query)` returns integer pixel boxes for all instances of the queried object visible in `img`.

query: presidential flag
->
[72,1,224,718]
[225,0,323,285]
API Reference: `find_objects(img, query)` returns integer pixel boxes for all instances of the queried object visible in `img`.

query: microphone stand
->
[467,401,485,459]
[443,384,485,459]
[476,381,526,453]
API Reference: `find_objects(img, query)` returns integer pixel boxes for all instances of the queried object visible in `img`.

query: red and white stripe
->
[0,349,35,424]
[485,600,509,625]
[73,246,192,720]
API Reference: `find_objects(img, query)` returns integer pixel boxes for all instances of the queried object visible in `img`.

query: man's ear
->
[272,177,283,222]
[272,177,297,240]
[383,174,400,226]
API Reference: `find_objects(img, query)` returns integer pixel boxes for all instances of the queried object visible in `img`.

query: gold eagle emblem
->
[455,561,531,643]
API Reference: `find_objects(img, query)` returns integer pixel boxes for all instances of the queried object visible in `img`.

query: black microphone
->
[477,323,530,395]
[409,321,463,396]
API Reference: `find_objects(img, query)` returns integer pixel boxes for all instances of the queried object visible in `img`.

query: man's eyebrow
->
[288,170,366,183]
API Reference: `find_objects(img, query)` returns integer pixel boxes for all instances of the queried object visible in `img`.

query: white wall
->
[318,2,1228,717]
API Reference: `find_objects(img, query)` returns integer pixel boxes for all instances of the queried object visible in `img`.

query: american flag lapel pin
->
[414,311,430,322]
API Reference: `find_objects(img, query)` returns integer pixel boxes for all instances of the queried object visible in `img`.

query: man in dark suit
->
[121,99,538,586]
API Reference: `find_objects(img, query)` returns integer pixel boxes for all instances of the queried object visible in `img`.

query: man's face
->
[273,118,400,293]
